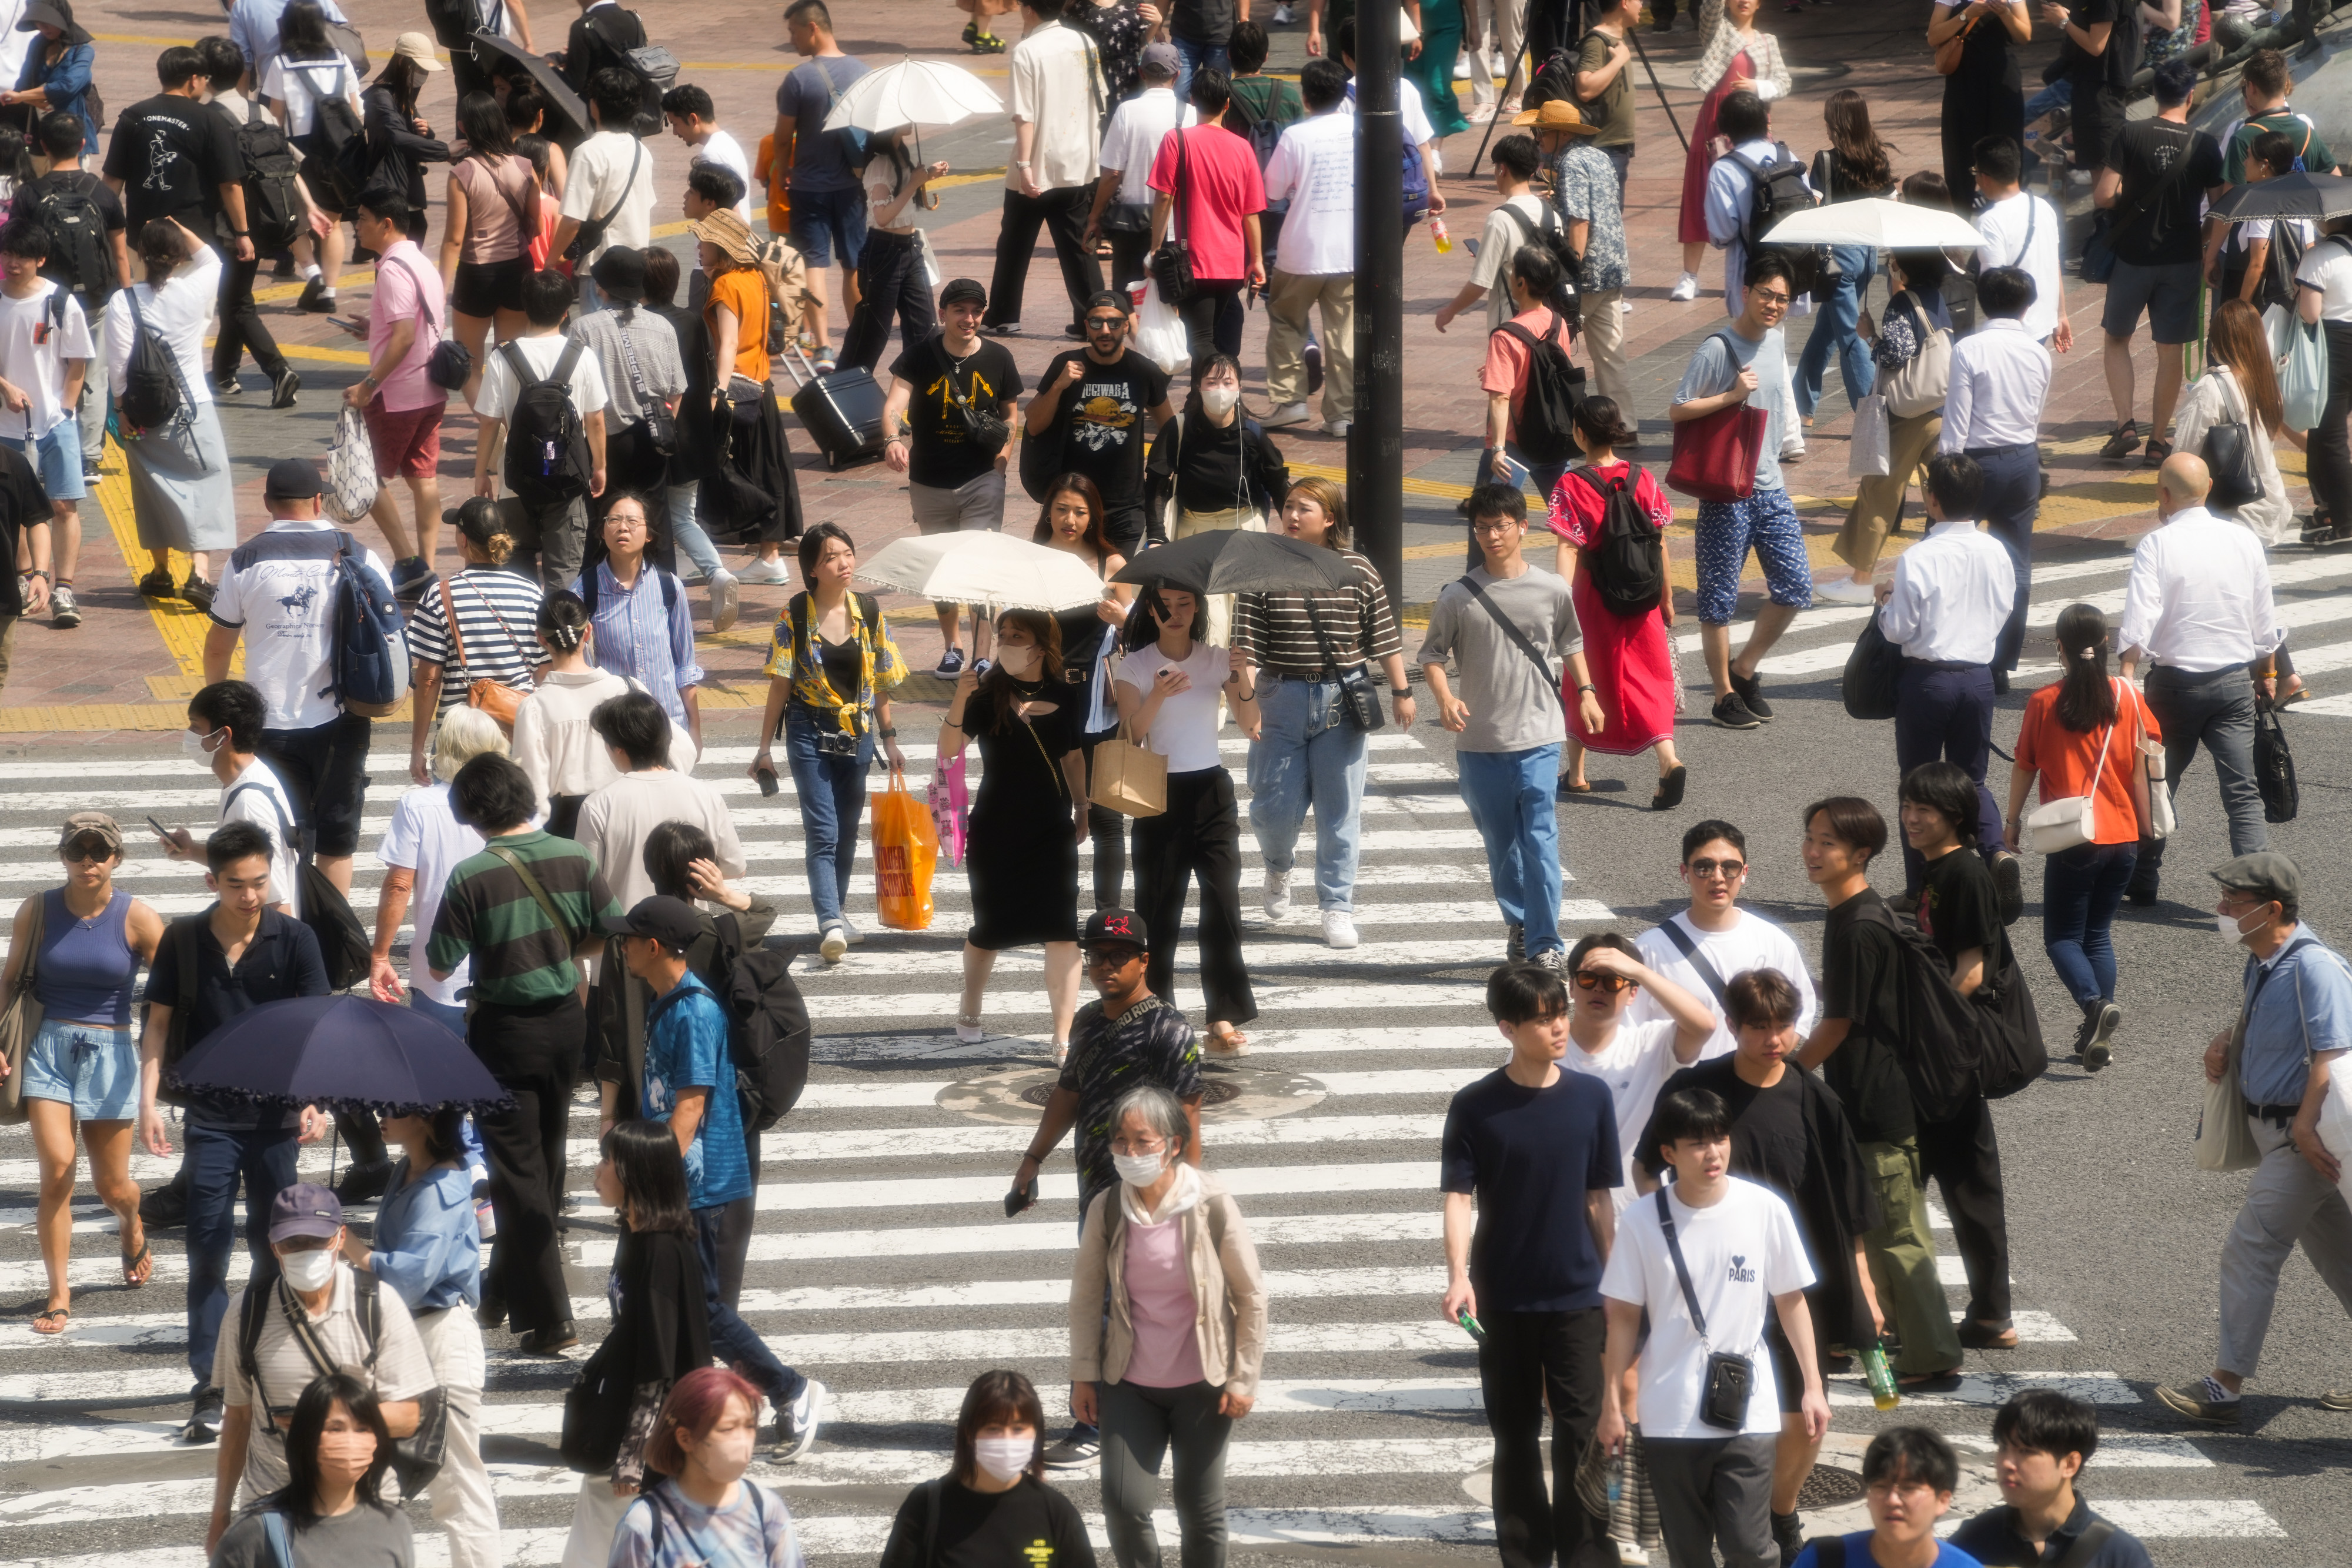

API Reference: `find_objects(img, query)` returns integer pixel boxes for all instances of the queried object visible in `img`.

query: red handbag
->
[1666,402,1769,503]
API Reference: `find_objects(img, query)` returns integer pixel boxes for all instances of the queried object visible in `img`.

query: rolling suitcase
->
[781,342,887,471]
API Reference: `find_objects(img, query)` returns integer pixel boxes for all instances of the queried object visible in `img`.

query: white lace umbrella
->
[820,58,1004,133]
[857,532,1108,613]
[1762,197,1986,250]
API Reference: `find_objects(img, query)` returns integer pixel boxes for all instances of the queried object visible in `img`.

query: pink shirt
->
[1121,1215,1206,1388]
[368,239,448,413]
[1147,123,1266,283]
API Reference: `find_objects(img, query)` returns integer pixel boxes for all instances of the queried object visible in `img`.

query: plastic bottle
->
[1863,1340,1900,1411]
[1431,216,1452,253]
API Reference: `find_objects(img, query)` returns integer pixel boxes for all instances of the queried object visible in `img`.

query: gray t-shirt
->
[570,308,686,426]
[1673,323,1788,494]
[213,1503,413,1568]
[1416,564,1582,754]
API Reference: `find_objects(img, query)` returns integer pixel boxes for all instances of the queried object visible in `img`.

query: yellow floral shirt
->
[761,591,908,735]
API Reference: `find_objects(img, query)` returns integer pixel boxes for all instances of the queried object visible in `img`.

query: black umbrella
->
[1110,530,1357,596]
[468,32,589,142]
[172,995,513,1116]
[2208,170,2352,222]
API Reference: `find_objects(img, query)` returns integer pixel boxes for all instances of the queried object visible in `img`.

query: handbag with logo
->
[1087,717,1168,818]
[325,404,378,524]
[2023,681,2117,854]
[0,893,45,1124]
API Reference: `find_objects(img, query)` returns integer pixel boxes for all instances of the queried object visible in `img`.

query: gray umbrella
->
[467,32,589,141]
[2207,171,2352,222]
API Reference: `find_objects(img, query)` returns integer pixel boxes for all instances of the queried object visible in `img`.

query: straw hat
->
[1512,99,1597,135]
[690,209,761,268]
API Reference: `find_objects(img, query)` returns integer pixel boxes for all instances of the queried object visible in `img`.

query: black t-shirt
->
[102,93,242,232]
[2104,119,2225,268]
[0,442,48,618]
[1439,1066,1621,1312]
[1639,1058,1808,1197]
[889,336,1024,490]
[1818,890,1917,1144]
[1170,0,1238,46]
[1917,848,2004,974]
[879,1476,1098,1568]
[1038,347,1169,511]
[2066,0,2139,94]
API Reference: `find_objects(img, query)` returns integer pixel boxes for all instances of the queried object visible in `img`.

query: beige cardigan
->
[1070,1169,1268,1398]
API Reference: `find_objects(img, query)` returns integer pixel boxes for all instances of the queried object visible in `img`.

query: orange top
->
[2013,680,2164,847]
[704,265,770,386]
[756,133,791,233]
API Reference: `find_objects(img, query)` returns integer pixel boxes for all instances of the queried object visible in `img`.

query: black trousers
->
[1132,767,1257,1028]
[1078,732,1129,910]
[472,995,582,1334]
[334,1109,386,1168]
[1108,228,1152,298]
[1481,1306,1611,1568]
[1894,661,2005,895]
[1969,442,2039,676]
[212,252,289,385]
[1940,72,2024,211]
[985,185,1102,334]
[2310,321,2352,530]
[841,229,937,375]
[1916,1095,2011,1325]
[1177,279,1247,365]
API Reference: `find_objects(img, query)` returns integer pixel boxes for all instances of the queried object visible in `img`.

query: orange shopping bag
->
[872,767,939,930]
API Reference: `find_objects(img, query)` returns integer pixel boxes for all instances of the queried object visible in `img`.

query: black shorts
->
[1769,1314,1803,1416]
[259,713,373,858]
[452,255,530,319]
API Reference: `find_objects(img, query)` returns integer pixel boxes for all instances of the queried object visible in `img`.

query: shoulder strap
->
[462,571,530,661]
[589,138,644,234]
[2052,1520,2117,1568]
[2109,122,2200,245]
[387,251,442,337]
[1453,573,1558,692]
[259,1509,296,1568]
[226,778,303,861]
[1499,202,1541,242]
[485,841,576,947]
[1817,1537,1846,1568]
[1658,915,1733,1008]
[921,1475,944,1568]
[552,336,587,389]
[500,339,536,389]
[615,320,654,403]
[1653,1186,1713,1346]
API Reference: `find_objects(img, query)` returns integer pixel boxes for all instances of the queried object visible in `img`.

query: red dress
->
[1678,49,1755,247]
[1548,462,1677,756]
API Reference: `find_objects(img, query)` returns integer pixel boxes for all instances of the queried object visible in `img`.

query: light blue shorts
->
[1,421,86,502]
[21,1018,137,1120]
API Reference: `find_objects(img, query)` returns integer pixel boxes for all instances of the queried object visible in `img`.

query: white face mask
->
[1201,383,1240,416]
[997,644,1040,678]
[182,726,223,762]
[1112,1149,1165,1186]
[973,1435,1033,1483]
[2217,905,2272,944]
[279,1245,336,1292]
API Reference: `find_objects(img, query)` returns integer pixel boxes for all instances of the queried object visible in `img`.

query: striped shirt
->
[1231,548,1405,677]
[426,829,622,1007]
[406,567,549,716]
[574,561,703,728]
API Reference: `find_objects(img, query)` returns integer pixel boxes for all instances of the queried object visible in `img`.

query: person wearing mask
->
[690,206,806,576]
[1145,68,1266,363]
[439,90,540,410]
[206,1373,415,1568]
[7,2,101,155]
[1085,45,1195,296]
[1796,795,1967,1389]
[573,493,703,752]
[1556,936,1719,1208]
[577,688,743,910]
[1034,479,1135,910]
[2173,296,2298,550]
[1143,353,1290,650]
[1930,0,2031,203]
[1072,1083,1267,1567]
[1673,6,1792,303]
[1786,1428,1974,1568]
[570,248,687,521]
[1441,960,1626,1568]
[884,277,1021,676]
[6,812,165,1337]
[1630,818,1816,1060]
[340,1107,501,1568]
[405,499,546,787]
[1528,98,1630,409]
[371,706,508,1037]
[1421,485,1599,971]
[754,520,911,958]
[878,1371,1097,1568]
[510,590,650,833]
[0,219,90,637]
[612,1369,809,1567]
[107,218,233,607]
[1798,90,1894,427]
[154,680,302,920]
[558,1121,711,1568]
[1434,136,1552,339]
[1115,586,1259,1055]
[428,753,624,1356]
[553,67,660,306]
[1027,290,1176,559]
[472,266,610,591]
[1825,249,1951,604]
[1972,137,2071,352]
[985,0,1107,339]
[1950,1390,2159,1566]
[1261,58,1355,435]
[840,124,947,375]
[362,43,455,261]
[2004,604,2156,1070]
[1937,266,2050,688]
[102,45,255,263]
[2116,453,2284,903]
[941,610,1089,1053]
[1475,248,1576,517]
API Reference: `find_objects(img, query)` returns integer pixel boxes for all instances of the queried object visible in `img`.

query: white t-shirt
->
[216,755,303,919]
[1631,909,1818,1061]
[0,281,93,437]
[477,332,610,424]
[259,54,360,139]
[377,781,483,1006]
[1262,111,1355,276]
[208,519,393,732]
[1100,89,1198,205]
[692,127,753,220]
[1973,190,2063,342]
[1472,192,1550,330]
[1599,1176,1815,1439]
[2295,232,2352,320]
[1562,1018,1685,1211]
[560,131,659,266]
[103,246,224,410]
[1115,640,1229,774]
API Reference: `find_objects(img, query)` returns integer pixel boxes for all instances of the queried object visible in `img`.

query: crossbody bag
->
[616,321,677,456]
[2083,123,2199,285]
[1298,591,1385,733]
[485,842,579,949]
[1655,1186,1756,1430]
[440,574,532,729]
[2022,680,2119,854]
[565,138,642,262]
[1151,128,1199,306]
[1656,917,1730,1012]
[1454,574,1572,723]
[263,1269,450,1492]
[387,251,470,390]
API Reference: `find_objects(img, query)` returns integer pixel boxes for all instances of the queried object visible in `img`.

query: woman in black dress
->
[1038,474,1136,910]
[941,609,1089,1059]
[1929,0,2030,207]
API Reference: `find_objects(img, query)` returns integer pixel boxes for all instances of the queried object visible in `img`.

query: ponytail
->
[2051,603,2119,734]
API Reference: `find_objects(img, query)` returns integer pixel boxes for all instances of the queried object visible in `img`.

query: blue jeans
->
[187,1119,300,1386]
[694,1203,804,1408]
[784,708,875,930]
[1456,745,1564,955]
[2040,841,2137,1007]
[1171,36,1231,106]
[666,481,724,578]
[1796,246,1876,419]
[1246,675,1368,912]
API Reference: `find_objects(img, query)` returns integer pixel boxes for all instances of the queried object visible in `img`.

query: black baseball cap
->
[600,895,703,952]
[939,277,987,309]
[1083,289,1131,319]
[1082,908,1151,952]
[263,457,322,500]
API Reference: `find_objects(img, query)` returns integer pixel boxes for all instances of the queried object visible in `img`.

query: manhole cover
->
[1017,1078,1242,1108]
[941,1066,1324,1124]
[1798,1465,1866,1510]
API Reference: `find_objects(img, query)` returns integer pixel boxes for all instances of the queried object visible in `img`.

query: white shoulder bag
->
[2129,678,2175,839]
[2022,680,2119,854]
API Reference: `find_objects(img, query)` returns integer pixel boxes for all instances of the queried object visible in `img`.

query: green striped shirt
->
[427,830,622,1007]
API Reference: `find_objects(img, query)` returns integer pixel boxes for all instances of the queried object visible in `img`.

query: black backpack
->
[234,99,305,253]
[225,783,375,989]
[1520,47,1578,112]
[32,178,113,311]
[117,292,186,436]
[1494,315,1583,465]
[1731,142,1822,296]
[1568,466,1664,618]
[502,340,594,502]
[718,930,811,1132]
[312,86,369,208]
[1852,898,2046,1121]
[1499,202,1583,327]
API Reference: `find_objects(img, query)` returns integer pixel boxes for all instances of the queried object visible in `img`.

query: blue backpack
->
[325,530,410,716]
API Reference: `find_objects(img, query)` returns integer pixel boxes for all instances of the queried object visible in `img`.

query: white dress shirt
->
[2117,505,2286,672]
[1939,317,2052,453]
[1973,191,2064,341]
[1877,519,2017,665]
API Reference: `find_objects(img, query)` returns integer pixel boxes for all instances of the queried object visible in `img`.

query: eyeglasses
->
[1752,290,1793,307]
[1083,947,1142,968]
[1470,518,1521,534]
[1688,858,1746,880]
[1109,1135,1168,1155]
[1574,971,1635,994]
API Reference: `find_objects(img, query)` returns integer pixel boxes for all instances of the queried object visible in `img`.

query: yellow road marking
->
[85,433,245,696]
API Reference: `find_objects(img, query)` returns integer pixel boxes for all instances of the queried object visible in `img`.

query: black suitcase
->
[781,343,887,471]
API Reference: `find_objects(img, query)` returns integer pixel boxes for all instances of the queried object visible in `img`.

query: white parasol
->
[1761,197,1986,250]
[856,532,1109,613]
[821,58,1005,133]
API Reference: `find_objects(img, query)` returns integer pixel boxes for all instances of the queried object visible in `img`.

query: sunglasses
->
[1574,971,1635,994]
[1688,858,1746,880]
[1085,316,1126,330]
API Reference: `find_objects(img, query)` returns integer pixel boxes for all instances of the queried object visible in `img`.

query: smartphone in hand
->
[754,761,780,798]
[331,315,368,337]
[1003,1176,1038,1218]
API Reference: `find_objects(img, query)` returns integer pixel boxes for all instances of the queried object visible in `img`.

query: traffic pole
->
[1354,0,1406,613]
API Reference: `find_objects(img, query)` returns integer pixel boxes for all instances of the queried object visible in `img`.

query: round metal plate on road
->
[937,1065,1328,1125]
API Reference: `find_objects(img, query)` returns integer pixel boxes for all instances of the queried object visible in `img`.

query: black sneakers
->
[1992,851,2024,926]
[1711,691,1763,730]
[1728,667,1773,720]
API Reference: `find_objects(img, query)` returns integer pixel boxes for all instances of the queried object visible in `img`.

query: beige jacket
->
[1070,1168,1268,1398]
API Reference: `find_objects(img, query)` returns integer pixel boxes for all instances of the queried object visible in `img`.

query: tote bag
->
[871,768,938,930]
[2280,315,2330,433]
[1847,393,1892,479]
[0,894,45,1125]
[1666,402,1767,502]
[1087,720,1168,818]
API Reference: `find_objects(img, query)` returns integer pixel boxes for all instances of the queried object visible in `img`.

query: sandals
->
[1653,765,1688,813]
[1207,1024,1250,1057]
[32,1306,68,1335]
[122,1236,153,1288]
[1957,1318,2019,1350]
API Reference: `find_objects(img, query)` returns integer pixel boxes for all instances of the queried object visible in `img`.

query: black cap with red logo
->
[1082,908,1151,952]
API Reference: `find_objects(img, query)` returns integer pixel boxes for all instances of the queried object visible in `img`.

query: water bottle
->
[1431,216,1451,253]
[1863,1340,1900,1411]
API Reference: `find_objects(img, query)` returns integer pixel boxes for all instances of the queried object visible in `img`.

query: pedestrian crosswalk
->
[0,537,2336,1563]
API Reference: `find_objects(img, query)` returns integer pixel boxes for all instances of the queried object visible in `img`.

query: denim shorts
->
[789,185,869,270]
[2,421,86,502]
[22,1018,138,1120]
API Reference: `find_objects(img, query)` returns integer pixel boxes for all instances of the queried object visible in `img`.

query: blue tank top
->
[35,887,136,1027]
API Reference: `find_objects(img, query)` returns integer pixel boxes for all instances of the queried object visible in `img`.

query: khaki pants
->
[1859,1137,1964,1375]
[1465,0,1525,109]
[2218,1115,2352,1378]
[413,1306,503,1568]
[1265,270,1355,424]
[562,1473,632,1568]
[1174,505,1264,653]
[1580,289,1629,409]
[1835,409,1942,574]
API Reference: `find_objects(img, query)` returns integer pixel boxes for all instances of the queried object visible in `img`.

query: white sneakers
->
[1322,910,1360,950]
[1272,2,1295,20]
[1324,419,1352,438]
[1815,577,1876,605]
[1264,868,1292,921]
[819,924,849,964]
[1669,273,1700,302]
[1619,298,1634,315]
[706,567,740,633]
[1264,401,1311,429]
[737,556,792,586]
